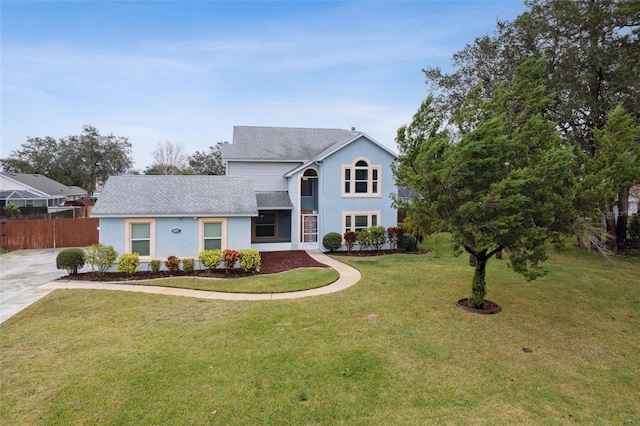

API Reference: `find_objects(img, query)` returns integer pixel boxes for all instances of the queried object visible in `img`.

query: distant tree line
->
[1,127,227,192]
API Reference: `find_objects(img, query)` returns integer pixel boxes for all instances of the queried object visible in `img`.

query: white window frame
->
[342,158,381,197]
[198,218,227,252]
[342,211,380,236]
[124,218,156,260]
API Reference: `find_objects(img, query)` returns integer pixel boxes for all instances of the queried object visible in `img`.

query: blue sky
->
[1,1,527,170]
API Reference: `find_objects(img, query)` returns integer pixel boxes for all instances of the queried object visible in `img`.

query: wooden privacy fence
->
[0,218,99,250]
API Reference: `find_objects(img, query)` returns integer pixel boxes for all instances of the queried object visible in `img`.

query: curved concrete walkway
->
[38,250,361,301]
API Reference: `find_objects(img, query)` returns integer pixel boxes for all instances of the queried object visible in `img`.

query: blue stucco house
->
[92,126,397,263]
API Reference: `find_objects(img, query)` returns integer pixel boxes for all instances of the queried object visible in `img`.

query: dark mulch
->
[330,248,428,256]
[61,251,329,282]
[456,298,501,315]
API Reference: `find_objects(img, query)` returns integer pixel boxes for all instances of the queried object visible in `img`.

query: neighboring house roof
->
[0,172,87,197]
[397,187,423,203]
[221,126,360,162]
[91,175,258,217]
[256,192,293,210]
[0,190,50,201]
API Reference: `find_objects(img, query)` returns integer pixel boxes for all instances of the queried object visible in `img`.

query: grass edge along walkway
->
[40,250,361,301]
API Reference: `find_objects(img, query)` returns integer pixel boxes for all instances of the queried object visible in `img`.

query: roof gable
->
[0,172,87,197]
[91,175,258,217]
[221,126,359,162]
[284,133,397,177]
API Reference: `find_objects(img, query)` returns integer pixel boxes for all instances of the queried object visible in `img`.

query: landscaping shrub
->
[399,233,417,251]
[322,232,342,252]
[4,202,21,219]
[239,249,261,273]
[84,243,117,275]
[117,253,140,274]
[356,228,372,251]
[222,249,241,272]
[56,248,85,275]
[199,249,222,272]
[150,259,162,273]
[182,258,195,273]
[344,231,357,252]
[369,226,387,252]
[165,255,181,274]
[387,226,403,250]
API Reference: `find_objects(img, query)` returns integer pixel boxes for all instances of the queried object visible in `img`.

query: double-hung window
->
[126,219,155,258]
[203,222,223,250]
[200,219,226,251]
[343,211,380,235]
[342,159,381,197]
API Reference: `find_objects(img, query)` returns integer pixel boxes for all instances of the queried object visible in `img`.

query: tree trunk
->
[616,186,630,247]
[605,216,617,253]
[469,254,487,309]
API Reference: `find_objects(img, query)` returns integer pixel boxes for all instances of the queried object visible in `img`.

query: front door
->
[300,214,318,249]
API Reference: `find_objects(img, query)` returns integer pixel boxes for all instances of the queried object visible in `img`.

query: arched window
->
[342,158,381,197]
[301,168,318,197]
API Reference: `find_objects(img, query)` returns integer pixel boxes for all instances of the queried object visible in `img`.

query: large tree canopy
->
[423,0,640,246]
[1,125,133,193]
[395,59,576,308]
[187,143,226,175]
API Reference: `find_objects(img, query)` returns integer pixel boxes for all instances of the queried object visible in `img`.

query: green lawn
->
[127,267,339,293]
[1,244,639,424]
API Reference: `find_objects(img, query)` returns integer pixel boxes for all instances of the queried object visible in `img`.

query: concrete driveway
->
[0,248,86,324]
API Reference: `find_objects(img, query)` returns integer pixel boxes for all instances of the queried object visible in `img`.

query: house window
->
[125,219,155,258]
[255,212,276,238]
[343,211,380,235]
[301,168,317,197]
[342,158,381,197]
[199,219,226,252]
[203,222,222,250]
[252,210,292,243]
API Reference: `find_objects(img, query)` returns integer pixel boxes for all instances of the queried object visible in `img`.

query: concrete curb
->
[38,250,361,301]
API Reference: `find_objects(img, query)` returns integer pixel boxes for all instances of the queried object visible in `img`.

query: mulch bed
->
[456,298,501,315]
[61,251,329,282]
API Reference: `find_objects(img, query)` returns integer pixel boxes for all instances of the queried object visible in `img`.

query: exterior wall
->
[226,161,301,191]
[318,136,397,250]
[287,136,397,251]
[98,216,253,267]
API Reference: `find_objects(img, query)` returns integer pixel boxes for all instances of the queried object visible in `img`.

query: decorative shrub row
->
[321,227,419,253]
[56,244,262,276]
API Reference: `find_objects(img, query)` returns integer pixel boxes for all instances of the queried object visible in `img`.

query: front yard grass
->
[126,267,339,293]
[1,244,639,424]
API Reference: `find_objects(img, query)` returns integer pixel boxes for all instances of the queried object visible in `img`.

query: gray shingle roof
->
[1,172,88,196]
[256,192,293,209]
[91,175,258,217]
[221,126,360,162]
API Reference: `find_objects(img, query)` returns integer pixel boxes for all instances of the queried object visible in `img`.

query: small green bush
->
[4,202,21,218]
[150,259,162,273]
[399,233,417,251]
[356,228,372,251]
[369,226,387,252]
[239,249,261,273]
[182,258,195,273]
[322,232,342,252]
[84,243,117,275]
[344,231,357,252]
[165,255,181,274]
[199,249,222,272]
[222,249,241,272]
[56,248,85,275]
[117,253,140,274]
